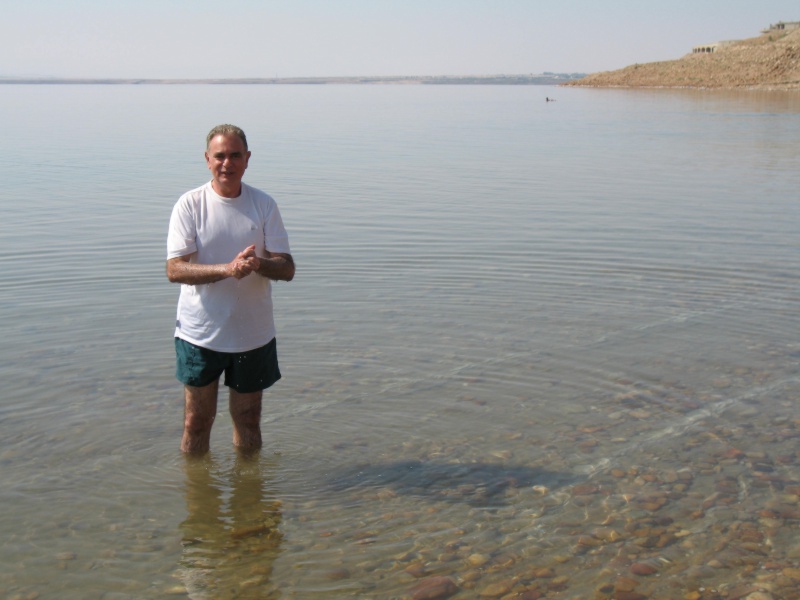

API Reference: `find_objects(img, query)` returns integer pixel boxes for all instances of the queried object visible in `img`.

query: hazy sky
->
[2,0,797,78]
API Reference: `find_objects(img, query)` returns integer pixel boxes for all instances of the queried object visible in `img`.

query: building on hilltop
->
[694,21,799,53]
[692,40,736,54]
[761,21,800,32]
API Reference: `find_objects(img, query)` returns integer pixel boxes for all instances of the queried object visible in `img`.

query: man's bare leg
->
[230,389,263,450]
[181,381,219,454]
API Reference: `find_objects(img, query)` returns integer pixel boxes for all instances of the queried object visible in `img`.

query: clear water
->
[1,84,799,599]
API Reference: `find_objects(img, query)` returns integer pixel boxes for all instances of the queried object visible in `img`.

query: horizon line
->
[0,73,587,85]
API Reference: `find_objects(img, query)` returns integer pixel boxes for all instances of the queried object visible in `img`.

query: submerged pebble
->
[410,576,458,600]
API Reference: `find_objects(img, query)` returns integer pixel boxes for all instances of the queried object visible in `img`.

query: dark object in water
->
[330,460,576,507]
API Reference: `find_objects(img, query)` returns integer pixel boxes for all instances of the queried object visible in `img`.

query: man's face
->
[205,133,251,196]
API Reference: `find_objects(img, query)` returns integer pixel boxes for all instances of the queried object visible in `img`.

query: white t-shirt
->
[167,181,291,352]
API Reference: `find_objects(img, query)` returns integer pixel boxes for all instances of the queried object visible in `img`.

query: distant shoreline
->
[566,26,800,90]
[0,74,585,86]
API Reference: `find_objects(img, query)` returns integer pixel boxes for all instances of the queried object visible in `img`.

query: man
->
[167,124,295,454]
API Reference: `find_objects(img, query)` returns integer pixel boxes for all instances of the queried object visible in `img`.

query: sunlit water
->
[1,84,799,599]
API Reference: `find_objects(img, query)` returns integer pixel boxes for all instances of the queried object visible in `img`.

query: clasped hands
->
[228,245,263,280]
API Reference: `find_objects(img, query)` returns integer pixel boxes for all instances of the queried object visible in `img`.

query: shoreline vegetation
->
[0,73,584,86]
[565,26,800,90]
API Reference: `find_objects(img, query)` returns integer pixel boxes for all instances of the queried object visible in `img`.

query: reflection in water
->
[178,452,283,599]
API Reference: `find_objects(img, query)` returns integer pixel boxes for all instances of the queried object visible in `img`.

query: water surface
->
[1,84,799,599]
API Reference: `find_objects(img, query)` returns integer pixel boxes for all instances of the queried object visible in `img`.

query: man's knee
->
[184,409,215,433]
[229,391,262,425]
[230,403,261,426]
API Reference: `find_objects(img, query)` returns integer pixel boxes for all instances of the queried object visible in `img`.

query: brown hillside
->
[565,27,800,89]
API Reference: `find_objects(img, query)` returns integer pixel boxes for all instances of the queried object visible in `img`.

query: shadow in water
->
[330,460,579,507]
[178,451,283,599]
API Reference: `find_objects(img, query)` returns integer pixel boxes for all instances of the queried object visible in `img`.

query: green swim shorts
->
[175,337,281,393]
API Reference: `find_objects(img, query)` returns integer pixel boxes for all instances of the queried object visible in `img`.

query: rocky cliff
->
[565,27,800,90]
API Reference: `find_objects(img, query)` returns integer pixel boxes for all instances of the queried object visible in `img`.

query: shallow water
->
[1,84,799,599]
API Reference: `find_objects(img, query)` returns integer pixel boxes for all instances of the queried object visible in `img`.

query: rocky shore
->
[566,27,800,90]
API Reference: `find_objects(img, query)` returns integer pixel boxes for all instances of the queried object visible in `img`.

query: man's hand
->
[229,245,258,279]
[233,245,294,282]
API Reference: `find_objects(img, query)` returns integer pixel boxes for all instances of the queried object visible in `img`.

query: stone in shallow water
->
[614,592,648,600]
[410,576,458,600]
[613,576,639,592]
[630,562,658,576]
[478,579,514,597]
[405,562,428,578]
[783,568,800,581]
[325,567,351,581]
[593,527,623,542]
[572,483,600,496]
[461,569,482,583]
[55,552,77,561]
[467,552,490,567]
[529,567,556,579]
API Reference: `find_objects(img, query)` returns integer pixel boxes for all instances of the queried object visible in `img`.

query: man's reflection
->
[178,451,283,599]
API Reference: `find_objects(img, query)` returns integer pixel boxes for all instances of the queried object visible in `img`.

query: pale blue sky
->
[1,0,797,78]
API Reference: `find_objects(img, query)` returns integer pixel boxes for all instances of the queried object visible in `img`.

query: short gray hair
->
[206,124,248,151]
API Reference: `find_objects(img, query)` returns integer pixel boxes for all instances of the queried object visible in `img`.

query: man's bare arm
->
[253,252,295,282]
[166,250,253,285]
